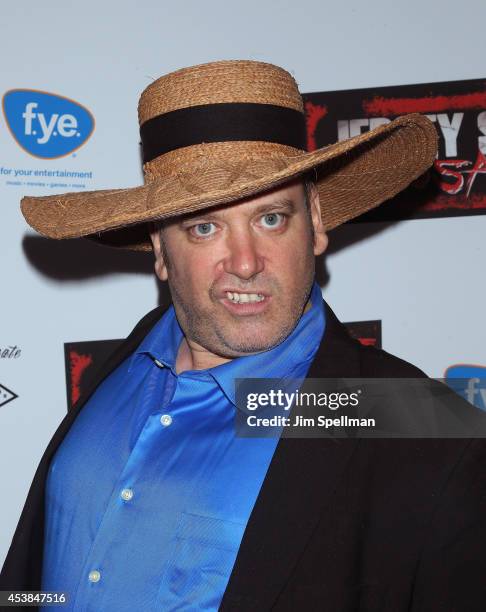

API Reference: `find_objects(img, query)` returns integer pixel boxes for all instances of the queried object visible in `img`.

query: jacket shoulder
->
[318,301,428,380]
[129,304,166,337]
[357,343,428,379]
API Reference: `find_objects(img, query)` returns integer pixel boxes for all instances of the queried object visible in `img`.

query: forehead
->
[175,178,306,224]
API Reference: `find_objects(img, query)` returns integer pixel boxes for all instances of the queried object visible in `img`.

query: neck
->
[175,337,232,373]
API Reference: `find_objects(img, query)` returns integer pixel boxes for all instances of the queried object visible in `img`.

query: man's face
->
[149,178,328,361]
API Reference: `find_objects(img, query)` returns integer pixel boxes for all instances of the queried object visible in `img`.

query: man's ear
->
[148,222,169,282]
[308,183,328,256]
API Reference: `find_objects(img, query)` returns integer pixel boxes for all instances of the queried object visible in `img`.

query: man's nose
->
[222,228,265,280]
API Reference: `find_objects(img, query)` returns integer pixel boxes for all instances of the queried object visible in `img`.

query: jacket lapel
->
[220,302,362,610]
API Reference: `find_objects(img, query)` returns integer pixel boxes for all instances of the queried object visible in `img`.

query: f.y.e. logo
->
[445,364,486,411]
[2,89,95,159]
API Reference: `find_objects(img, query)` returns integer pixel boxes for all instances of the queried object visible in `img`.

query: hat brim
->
[20,113,437,251]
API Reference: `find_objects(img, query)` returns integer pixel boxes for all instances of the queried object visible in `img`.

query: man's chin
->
[214,327,293,357]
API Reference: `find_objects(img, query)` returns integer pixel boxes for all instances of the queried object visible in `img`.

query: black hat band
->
[140,102,307,164]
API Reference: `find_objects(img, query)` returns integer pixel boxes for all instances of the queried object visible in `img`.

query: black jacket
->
[2,301,486,611]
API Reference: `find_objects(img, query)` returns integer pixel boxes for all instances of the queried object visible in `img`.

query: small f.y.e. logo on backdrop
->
[2,89,95,159]
[0,383,18,408]
[445,364,486,411]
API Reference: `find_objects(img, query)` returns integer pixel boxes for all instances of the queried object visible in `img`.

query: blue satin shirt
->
[42,281,325,611]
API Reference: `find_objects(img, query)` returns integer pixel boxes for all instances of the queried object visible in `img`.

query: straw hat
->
[20,60,437,251]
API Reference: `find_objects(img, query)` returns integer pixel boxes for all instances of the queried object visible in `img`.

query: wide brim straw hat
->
[20,60,438,252]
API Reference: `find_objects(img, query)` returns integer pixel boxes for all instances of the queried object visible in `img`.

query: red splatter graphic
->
[363,91,486,116]
[70,350,93,406]
[305,101,328,151]
[357,337,377,347]
[420,192,486,212]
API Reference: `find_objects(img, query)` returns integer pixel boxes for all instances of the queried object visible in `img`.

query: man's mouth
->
[219,290,271,316]
[225,291,265,304]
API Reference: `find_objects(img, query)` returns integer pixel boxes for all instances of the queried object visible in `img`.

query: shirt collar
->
[128,281,326,405]
[127,303,184,374]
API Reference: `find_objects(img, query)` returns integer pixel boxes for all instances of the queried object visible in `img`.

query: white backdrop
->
[1,0,485,565]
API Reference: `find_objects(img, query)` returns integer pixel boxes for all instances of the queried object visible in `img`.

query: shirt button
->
[120,488,134,501]
[154,359,164,368]
[88,570,101,583]
[160,414,172,427]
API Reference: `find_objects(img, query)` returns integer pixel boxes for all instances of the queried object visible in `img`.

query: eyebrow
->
[178,198,297,226]
[253,199,297,215]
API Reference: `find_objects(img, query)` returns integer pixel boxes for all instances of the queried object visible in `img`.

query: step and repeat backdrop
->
[1,1,485,565]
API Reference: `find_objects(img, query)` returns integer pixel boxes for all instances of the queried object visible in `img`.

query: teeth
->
[226,291,265,304]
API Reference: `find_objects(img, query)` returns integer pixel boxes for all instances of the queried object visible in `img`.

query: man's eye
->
[260,213,285,228]
[190,222,216,237]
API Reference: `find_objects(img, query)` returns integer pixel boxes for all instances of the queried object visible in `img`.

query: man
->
[2,60,486,611]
